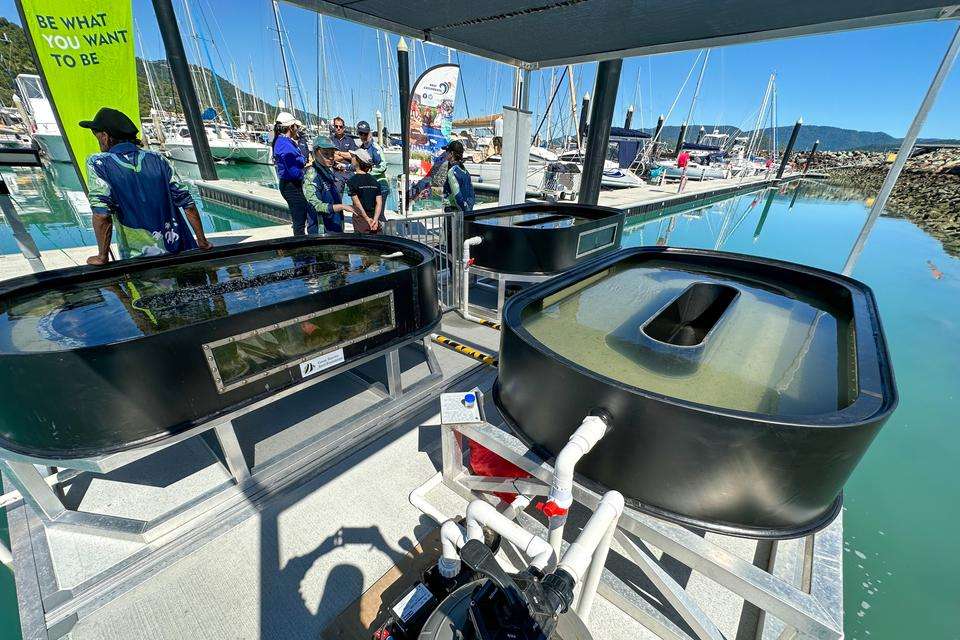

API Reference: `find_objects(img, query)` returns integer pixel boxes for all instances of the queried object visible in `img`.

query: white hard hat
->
[275,111,302,127]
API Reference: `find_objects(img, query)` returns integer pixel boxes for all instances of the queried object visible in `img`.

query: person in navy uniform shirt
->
[81,107,211,264]
[272,112,314,236]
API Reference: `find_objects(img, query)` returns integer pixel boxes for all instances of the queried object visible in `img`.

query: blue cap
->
[463,392,477,405]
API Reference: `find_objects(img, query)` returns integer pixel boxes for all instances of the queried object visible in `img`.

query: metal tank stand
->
[0,336,441,544]
[427,390,843,640]
[465,266,552,323]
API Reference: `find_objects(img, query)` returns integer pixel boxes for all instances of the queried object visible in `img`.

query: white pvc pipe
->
[461,236,483,323]
[466,499,556,571]
[408,470,449,526]
[439,519,466,578]
[567,491,625,620]
[547,413,611,555]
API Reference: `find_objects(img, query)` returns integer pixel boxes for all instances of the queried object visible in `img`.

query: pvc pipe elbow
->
[549,414,611,507]
[439,519,466,578]
[463,236,482,249]
[465,499,556,572]
[558,491,625,583]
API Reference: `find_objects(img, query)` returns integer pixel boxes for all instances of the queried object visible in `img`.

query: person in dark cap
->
[355,120,390,198]
[442,140,474,212]
[80,107,211,265]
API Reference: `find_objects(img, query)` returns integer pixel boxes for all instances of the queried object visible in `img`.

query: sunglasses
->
[333,124,345,129]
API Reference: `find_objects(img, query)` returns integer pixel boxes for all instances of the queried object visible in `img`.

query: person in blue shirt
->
[442,141,475,212]
[80,107,211,265]
[329,115,357,189]
[272,111,313,236]
[303,136,354,233]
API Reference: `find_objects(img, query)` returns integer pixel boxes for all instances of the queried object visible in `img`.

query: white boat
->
[653,158,730,181]
[555,150,645,188]
[14,74,71,163]
[163,122,272,164]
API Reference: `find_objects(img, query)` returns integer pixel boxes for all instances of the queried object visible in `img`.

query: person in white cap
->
[272,112,312,235]
[346,148,384,233]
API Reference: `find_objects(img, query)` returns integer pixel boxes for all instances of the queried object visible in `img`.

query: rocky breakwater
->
[804,148,960,257]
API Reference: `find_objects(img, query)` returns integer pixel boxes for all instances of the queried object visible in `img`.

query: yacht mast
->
[135,20,161,116]
[747,73,775,159]
[232,63,244,126]
[683,49,710,128]
[545,66,555,148]
[567,65,579,151]
[181,0,214,109]
[272,0,296,115]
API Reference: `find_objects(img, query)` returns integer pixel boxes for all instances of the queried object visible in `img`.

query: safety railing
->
[385,209,463,311]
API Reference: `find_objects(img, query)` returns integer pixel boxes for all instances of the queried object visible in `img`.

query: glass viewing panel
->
[576,224,618,257]
[205,291,395,393]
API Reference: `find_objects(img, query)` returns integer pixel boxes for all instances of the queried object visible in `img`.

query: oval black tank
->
[495,246,897,539]
[463,202,624,275]
[0,235,440,458]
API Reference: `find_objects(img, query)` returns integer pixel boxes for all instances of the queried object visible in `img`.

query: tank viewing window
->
[204,291,395,393]
[576,223,619,258]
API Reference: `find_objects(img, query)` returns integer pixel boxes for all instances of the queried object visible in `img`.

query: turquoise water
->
[0,179,956,638]
[622,181,960,640]
[0,161,275,256]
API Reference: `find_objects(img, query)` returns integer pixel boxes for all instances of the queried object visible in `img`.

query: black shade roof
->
[290,1,957,66]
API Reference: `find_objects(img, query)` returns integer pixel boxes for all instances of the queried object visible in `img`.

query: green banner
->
[17,1,141,185]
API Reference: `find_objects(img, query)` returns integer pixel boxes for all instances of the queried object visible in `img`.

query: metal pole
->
[152,0,218,180]
[397,38,410,214]
[578,59,622,205]
[696,126,705,144]
[272,0,295,114]
[674,124,688,155]
[567,65,580,150]
[624,105,633,129]
[843,25,960,277]
[520,68,532,111]
[777,117,802,179]
[803,140,820,174]
[649,114,665,159]
[0,175,44,272]
[578,92,590,146]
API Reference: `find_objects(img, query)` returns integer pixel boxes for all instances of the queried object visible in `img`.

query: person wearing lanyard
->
[80,107,211,264]
[272,112,313,236]
[329,115,357,190]
[442,141,475,213]
[355,120,390,198]
[303,136,354,233]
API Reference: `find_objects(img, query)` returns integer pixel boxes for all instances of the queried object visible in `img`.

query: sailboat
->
[14,74,70,163]
[161,0,271,165]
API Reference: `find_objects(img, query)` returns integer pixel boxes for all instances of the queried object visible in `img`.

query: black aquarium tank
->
[463,202,624,275]
[495,246,897,538]
[0,235,440,458]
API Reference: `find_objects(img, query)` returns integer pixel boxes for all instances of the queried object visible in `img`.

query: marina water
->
[0,175,957,639]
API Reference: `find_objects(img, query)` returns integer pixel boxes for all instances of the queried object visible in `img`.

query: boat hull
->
[0,236,440,459]
[164,141,272,165]
[463,202,624,275]
[495,246,897,538]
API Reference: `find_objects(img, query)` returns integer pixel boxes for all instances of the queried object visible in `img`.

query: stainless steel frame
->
[4,331,479,640]
[432,391,844,640]
[0,334,440,544]
[385,210,459,310]
[465,265,553,323]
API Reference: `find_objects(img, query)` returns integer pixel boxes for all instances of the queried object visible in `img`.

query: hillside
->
[0,17,37,106]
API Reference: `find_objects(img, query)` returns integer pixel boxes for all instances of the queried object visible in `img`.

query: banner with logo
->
[409,64,459,181]
[16,0,141,185]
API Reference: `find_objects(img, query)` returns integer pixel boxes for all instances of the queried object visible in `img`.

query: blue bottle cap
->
[463,392,476,406]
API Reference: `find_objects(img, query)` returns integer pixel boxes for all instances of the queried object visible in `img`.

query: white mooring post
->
[843,24,960,276]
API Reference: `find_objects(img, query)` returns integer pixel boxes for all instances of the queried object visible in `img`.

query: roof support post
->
[397,38,410,213]
[578,58,622,205]
[803,140,820,174]
[842,24,960,276]
[152,0,218,180]
[777,117,802,179]
[520,68,532,111]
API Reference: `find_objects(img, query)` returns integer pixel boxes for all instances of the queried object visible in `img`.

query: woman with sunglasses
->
[272,112,313,235]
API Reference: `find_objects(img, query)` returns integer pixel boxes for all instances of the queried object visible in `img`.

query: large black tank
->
[0,235,440,459]
[495,246,897,539]
[463,202,624,275]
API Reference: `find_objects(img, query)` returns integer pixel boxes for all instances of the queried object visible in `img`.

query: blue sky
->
[3,1,959,138]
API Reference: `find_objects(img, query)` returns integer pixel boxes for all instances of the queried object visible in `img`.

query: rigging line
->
[531,69,566,143]
[454,50,471,118]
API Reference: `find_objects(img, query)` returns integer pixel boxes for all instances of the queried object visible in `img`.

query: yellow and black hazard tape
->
[431,334,498,367]
[470,317,501,331]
